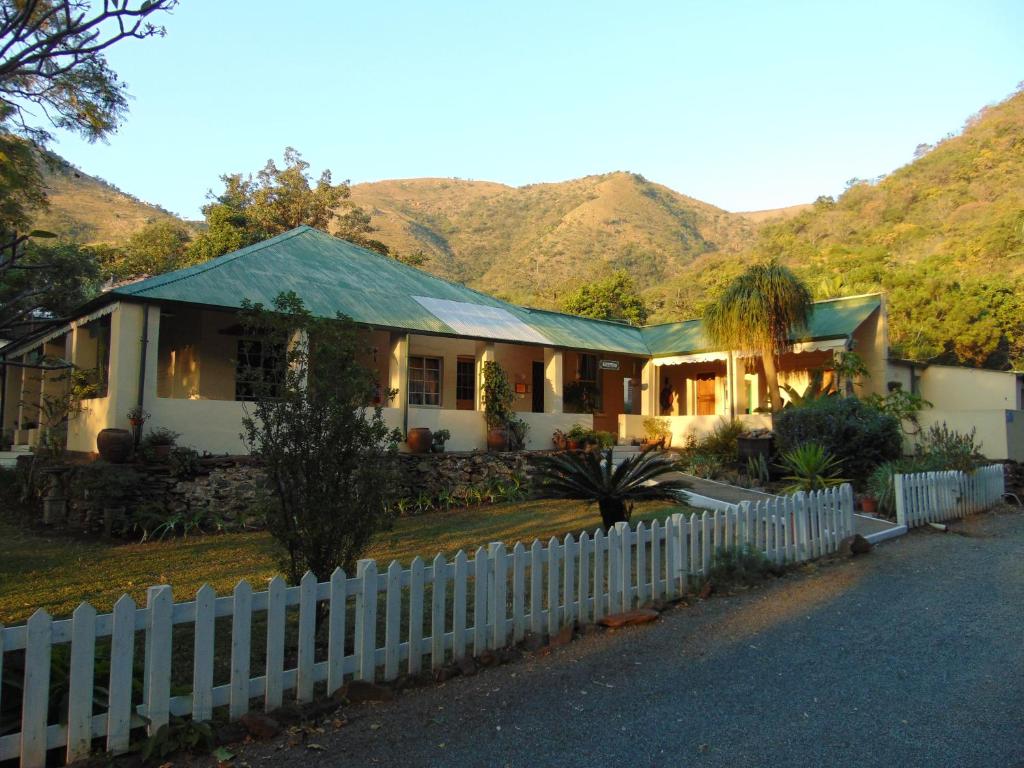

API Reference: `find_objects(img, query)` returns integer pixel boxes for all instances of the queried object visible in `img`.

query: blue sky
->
[50,0,1024,218]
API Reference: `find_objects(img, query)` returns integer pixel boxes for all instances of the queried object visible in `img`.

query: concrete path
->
[212,509,1024,768]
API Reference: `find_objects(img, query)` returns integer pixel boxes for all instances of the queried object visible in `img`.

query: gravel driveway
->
[209,508,1024,768]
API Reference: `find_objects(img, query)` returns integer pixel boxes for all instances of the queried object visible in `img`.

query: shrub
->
[707,544,784,589]
[866,460,902,516]
[686,453,723,479]
[778,442,847,493]
[697,417,745,461]
[774,396,901,483]
[915,423,985,472]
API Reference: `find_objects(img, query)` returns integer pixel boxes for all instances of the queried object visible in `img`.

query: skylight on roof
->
[412,296,552,345]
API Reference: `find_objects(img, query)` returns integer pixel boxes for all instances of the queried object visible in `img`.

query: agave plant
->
[778,441,847,493]
[533,446,690,528]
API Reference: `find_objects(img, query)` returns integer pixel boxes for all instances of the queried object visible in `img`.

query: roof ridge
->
[116,226,312,296]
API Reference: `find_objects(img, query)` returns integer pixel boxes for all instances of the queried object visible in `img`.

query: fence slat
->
[193,585,215,722]
[145,585,173,734]
[577,533,590,624]
[607,525,621,615]
[407,558,424,675]
[473,546,488,655]
[513,542,526,642]
[530,540,544,635]
[357,561,378,681]
[229,581,252,720]
[452,550,468,660]
[650,520,661,601]
[592,530,605,622]
[384,561,403,681]
[265,576,286,710]
[21,610,52,768]
[66,603,96,763]
[430,554,446,670]
[562,534,576,626]
[327,568,347,695]
[490,542,508,649]
[619,523,632,610]
[675,513,688,592]
[107,594,136,753]
[635,523,647,605]
[546,537,559,636]
[701,512,711,576]
[297,571,318,701]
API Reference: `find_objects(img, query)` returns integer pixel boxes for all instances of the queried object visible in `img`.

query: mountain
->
[349,172,756,311]
[32,155,185,244]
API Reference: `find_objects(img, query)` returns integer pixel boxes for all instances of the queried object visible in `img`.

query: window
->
[456,357,475,409]
[409,356,442,407]
[235,338,284,401]
[76,315,111,399]
[566,353,602,413]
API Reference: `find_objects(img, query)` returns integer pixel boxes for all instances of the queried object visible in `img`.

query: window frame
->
[408,355,443,408]
[234,337,285,402]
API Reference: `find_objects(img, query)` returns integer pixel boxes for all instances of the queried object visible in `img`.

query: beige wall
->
[912,408,1023,461]
[850,304,888,398]
[619,413,772,447]
[917,365,1021,411]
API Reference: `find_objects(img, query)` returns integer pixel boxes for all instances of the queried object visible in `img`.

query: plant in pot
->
[552,429,567,451]
[642,417,671,449]
[406,427,433,454]
[566,423,588,450]
[431,428,451,453]
[507,417,529,451]
[482,361,514,451]
[142,427,180,461]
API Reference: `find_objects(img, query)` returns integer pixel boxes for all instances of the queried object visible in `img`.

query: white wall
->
[619,413,772,447]
[912,409,1023,461]
[917,366,1021,411]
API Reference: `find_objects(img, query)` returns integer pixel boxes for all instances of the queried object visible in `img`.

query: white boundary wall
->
[1,485,853,767]
[894,465,1005,528]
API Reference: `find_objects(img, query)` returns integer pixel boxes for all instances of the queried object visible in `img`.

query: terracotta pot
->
[567,439,580,450]
[407,427,433,454]
[861,496,878,514]
[487,428,508,452]
[153,444,172,461]
[96,428,133,464]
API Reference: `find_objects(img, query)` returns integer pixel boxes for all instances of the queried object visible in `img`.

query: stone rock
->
[239,712,281,740]
[838,534,873,557]
[337,679,395,704]
[549,623,575,647]
[597,609,660,629]
[457,655,479,676]
[434,664,461,683]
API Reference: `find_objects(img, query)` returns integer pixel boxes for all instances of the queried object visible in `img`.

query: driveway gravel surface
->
[205,508,1024,768]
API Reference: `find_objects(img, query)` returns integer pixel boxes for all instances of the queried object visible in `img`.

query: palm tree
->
[703,259,813,412]
[534,446,690,528]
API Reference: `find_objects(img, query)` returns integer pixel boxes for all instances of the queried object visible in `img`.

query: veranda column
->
[639,359,657,416]
[389,332,410,437]
[731,353,748,418]
[543,347,563,413]
[475,342,495,411]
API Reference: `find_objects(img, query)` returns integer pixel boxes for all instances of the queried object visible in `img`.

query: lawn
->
[0,498,692,624]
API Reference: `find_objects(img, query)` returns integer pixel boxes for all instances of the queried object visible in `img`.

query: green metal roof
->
[110,226,880,357]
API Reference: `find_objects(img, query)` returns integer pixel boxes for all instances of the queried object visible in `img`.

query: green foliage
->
[0,133,47,231]
[534,446,689,528]
[707,544,783,589]
[686,453,723,480]
[481,360,515,431]
[915,423,986,472]
[108,219,195,280]
[778,442,847,493]
[863,385,932,432]
[703,259,813,410]
[866,461,901,516]
[561,269,650,325]
[141,427,179,447]
[431,428,451,452]
[136,716,215,763]
[780,367,835,407]
[747,453,771,484]
[642,417,670,442]
[696,418,746,461]
[239,292,401,582]
[773,396,902,484]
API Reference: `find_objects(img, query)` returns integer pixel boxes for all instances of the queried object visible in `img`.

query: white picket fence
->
[0,485,853,768]
[894,464,1005,528]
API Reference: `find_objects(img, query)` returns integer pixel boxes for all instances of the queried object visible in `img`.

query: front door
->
[696,375,716,415]
[456,357,475,410]
[531,361,544,413]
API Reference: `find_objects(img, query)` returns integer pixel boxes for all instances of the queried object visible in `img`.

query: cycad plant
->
[534,446,690,528]
[778,442,847,493]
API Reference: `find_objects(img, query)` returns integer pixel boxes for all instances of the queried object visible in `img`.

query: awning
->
[1,302,119,359]
[654,351,728,366]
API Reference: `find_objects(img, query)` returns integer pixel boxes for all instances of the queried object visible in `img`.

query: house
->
[7,225,1014,460]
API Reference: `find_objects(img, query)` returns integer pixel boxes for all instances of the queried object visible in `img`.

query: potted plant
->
[552,429,568,451]
[407,427,433,454]
[143,427,180,460]
[127,406,150,428]
[566,424,588,450]
[431,428,451,453]
[642,417,671,449]
[507,417,529,451]
[482,361,514,451]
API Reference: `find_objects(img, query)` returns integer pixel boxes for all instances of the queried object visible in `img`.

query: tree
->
[703,259,813,412]
[533,446,689,528]
[561,270,649,325]
[186,148,387,263]
[0,229,100,336]
[239,291,401,585]
[107,218,193,279]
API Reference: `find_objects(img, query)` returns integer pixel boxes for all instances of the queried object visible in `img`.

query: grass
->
[0,498,691,624]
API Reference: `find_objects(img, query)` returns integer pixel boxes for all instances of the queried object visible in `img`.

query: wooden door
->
[531,361,544,413]
[696,375,716,415]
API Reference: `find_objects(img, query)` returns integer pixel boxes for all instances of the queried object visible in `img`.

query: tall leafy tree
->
[562,270,649,326]
[107,218,194,279]
[703,259,813,412]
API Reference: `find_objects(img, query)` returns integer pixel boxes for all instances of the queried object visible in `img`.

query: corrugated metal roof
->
[110,226,880,357]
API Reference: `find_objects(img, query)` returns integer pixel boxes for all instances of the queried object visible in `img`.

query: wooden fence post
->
[145,585,173,734]
[66,603,97,763]
[21,610,52,768]
[327,567,347,695]
[265,576,286,711]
